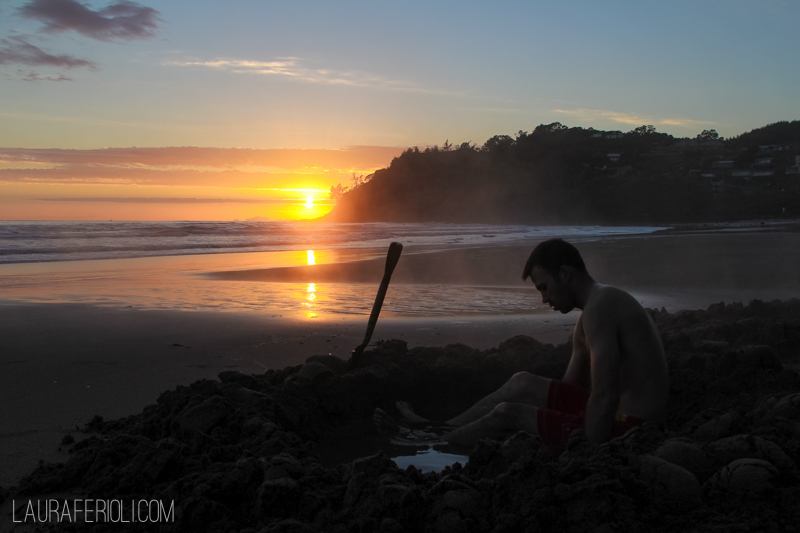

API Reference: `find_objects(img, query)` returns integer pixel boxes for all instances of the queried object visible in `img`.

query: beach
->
[1,223,800,530]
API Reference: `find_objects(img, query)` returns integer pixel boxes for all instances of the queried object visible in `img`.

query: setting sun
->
[305,196,314,209]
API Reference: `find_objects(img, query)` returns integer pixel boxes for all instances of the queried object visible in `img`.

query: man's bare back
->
[571,284,669,435]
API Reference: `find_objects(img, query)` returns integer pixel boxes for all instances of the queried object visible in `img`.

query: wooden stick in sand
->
[351,241,403,367]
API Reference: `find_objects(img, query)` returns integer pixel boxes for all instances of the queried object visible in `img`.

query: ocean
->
[0,221,666,317]
[0,221,665,264]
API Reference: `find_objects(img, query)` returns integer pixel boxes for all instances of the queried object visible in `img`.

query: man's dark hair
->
[522,238,588,280]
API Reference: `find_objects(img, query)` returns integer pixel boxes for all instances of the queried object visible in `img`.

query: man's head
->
[522,239,589,313]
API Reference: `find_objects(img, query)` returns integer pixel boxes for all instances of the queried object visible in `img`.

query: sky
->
[1,0,798,221]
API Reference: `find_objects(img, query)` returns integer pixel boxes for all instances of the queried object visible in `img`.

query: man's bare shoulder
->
[583,285,642,322]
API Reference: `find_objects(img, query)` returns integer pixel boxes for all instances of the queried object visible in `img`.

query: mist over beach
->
[2,0,800,531]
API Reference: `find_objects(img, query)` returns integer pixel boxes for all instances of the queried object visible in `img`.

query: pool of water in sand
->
[315,419,470,473]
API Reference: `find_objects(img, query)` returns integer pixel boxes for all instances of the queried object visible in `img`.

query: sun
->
[305,195,314,209]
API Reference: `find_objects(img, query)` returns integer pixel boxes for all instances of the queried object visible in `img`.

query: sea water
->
[0,221,665,316]
[0,221,663,264]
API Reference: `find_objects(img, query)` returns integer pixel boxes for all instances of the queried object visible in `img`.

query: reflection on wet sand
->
[305,282,317,319]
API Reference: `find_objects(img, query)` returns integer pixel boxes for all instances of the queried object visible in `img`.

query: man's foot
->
[395,401,431,424]
[373,407,410,435]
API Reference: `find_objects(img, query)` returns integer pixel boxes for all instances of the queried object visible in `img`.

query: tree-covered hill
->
[320,121,800,224]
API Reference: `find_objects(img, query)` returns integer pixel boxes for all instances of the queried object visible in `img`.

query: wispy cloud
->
[17,69,72,82]
[168,57,458,95]
[659,118,716,128]
[36,197,330,205]
[0,146,404,187]
[552,108,715,129]
[19,0,161,42]
[0,146,404,171]
[0,35,97,70]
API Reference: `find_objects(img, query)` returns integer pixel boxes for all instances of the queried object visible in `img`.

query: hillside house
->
[787,155,800,175]
[758,144,793,153]
[676,138,723,149]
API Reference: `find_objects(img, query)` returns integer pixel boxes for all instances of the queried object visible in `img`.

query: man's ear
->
[558,265,571,282]
[559,265,579,283]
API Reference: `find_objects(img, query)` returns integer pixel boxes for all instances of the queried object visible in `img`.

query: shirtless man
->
[376,238,669,450]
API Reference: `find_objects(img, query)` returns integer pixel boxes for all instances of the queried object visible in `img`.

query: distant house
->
[701,173,717,179]
[710,178,725,194]
[758,144,793,153]
[604,131,624,139]
[712,160,734,169]
[752,169,775,177]
[607,153,621,162]
[732,169,753,179]
[752,156,775,177]
[787,155,800,175]
[676,138,723,149]
[591,132,603,138]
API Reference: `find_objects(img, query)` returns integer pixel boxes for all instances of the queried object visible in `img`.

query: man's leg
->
[444,372,551,427]
[444,402,540,447]
[375,372,551,436]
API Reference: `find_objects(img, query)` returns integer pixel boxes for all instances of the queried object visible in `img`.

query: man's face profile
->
[530,265,574,314]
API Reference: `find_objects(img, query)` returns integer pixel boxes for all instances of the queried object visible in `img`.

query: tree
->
[533,122,569,134]
[482,135,514,153]
[629,125,657,135]
[349,172,374,189]
[697,129,720,140]
[329,183,348,203]
[457,141,476,151]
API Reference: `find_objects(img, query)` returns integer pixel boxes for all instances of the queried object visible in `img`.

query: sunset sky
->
[1,0,798,220]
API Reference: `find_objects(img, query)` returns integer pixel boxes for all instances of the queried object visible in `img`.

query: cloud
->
[659,118,717,128]
[552,108,716,129]
[19,0,161,42]
[18,69,72,82]
[0,146,405,187]
[0,35,97,69]
[0,146,405,171]
[36,197,329,205]
[552,108,648,126]
[168,57,458,95]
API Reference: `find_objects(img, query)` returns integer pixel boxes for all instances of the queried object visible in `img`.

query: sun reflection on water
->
[305,282,317,318]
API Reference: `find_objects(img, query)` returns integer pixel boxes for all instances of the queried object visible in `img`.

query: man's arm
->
[582,303,622,444]
[562,316,591,388]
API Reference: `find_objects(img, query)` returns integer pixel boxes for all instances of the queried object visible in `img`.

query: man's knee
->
[491,402,518,422]
[506,372,548,397]
[507,371,533,389]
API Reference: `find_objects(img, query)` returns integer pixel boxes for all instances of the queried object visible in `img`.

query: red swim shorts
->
[536,380,645,450]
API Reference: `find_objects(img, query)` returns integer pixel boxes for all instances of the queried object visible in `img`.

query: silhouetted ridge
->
[321,121,800,224]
